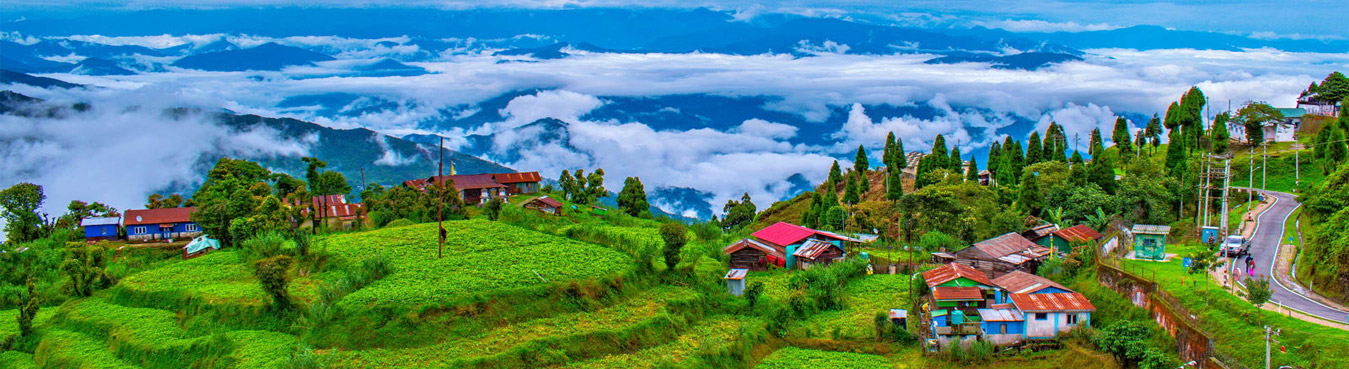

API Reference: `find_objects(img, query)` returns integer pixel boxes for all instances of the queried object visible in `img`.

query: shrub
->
[659,222,687,271]
[240,232,289,261]
[744,281,764,307]
[17,277,38,337]
[484,198,504,221]
[1243,275,1273,307]
[254,255,294,311]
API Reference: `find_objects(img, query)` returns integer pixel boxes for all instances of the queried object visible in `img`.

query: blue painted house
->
[994,271,1095,341]
[124,207,200,241]
[81,217,121,241]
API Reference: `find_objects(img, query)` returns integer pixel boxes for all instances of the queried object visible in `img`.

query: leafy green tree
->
[1044,122,1068,162]
[1186,242,1219,275]
[828,160,843,187]
[660,222,687,271]
[254,255,294,311]
[821,206,845,232]
[58,200,118,229]
[61,244,108,297]
[930,135,948,169]
[1018,172,1043,213]
[558,170,575,201]
[721,193,757,230]
[1097,320,1172,369]
[1164,129,1187,178]
[1087,154,1117,194]
[1111,117,1133,164]
[886,167,904,201]
[571,169,587,202]
[1119,158,1177,224]
[1243,275,1273,307]
[147,194,164,209]
[616,176,650,217]
[1133,129,1147,157]
[1026,132,1043,166]
[1008,140,1026,185]
[191,158,277,246]
[1236,102,1283,145]
[1,183,47,244]
[1145,114,1163,151]
[987,140,1001,174]
[585,169,607,204]
[1179,87,1207,152]
[484,198,504,221]
[1316,71,1349,102]
[1209,112,1230,155]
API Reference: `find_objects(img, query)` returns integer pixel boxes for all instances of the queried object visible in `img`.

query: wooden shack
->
[791,239,845,269]
[954,233,1051,278]
[523,196,563,215]
[721,238,786,270]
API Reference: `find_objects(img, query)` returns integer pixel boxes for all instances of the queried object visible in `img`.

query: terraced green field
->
[323,219,634,312]
[755,347,894,368]
[789,274,911,339]
[567,315,760,369]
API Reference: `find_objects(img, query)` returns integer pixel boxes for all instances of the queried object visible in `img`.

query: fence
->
[1093,232,1249,369]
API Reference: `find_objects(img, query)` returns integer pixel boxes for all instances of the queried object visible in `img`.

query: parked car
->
[1223,235,1249,257]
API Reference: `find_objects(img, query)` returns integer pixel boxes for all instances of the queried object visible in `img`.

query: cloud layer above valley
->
[5,31,1348,221]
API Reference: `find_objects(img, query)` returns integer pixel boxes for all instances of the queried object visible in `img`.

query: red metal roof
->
[529,196,563,208]
[992,271,1068,294]
[125,207,196,226]
[406,174,507,191]
[295,195,365,220]
[1009,292,1096,312]
[751,222,860,247]
[1054,225,1103,243]
[974,233,1050,259]
[1021,223,1058,241]
[922,263,993,288]
[932,286,984,300]
[491,171,541,184]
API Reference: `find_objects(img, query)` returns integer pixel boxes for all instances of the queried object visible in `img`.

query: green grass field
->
[789,274,911,340]
[755,347,893,368]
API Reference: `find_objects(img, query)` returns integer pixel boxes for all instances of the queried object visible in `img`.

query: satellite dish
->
[136,216,142,222]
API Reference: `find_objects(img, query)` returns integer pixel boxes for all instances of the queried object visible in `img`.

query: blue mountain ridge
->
[172,42,336,71]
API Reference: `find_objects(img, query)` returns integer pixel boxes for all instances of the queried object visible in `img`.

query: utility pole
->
[438,136,444,259]
[359,167,366,228]
[1249,145,1255,204]
[1262,141,1267,194]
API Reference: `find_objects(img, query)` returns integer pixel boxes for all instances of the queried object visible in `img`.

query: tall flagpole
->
[438,136,444,259]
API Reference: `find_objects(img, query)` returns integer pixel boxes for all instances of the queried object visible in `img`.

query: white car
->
[1223,235,1248,257]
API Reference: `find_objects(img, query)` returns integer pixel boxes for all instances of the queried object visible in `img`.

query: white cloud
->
[735,118,798,139]
[372,134,416,166]
[1033,102,1119,153]
[0,89,309,242]
[979,19,1119,33]
[499,89,604,126]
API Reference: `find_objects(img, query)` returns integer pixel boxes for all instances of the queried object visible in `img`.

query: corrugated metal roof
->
[1131,224,1171,235]
[723,268,748,280]
[491,171,541,184]
[792,239,839,259]
[721,238,786,259]
[977,309,1025,322]
[751,222,861,247]
[890,309,907,320]
[530,196,563,208]
[973,233,1050,260]
[993,271,1069,294]
[1054,225,1103,243]
[922,262,993,287]
[1022,224,1058,240]
[81,217,120,226]
[125,207,196,226]
[1009,292,1096,312]
[405,174,508,191]
[933,286,983,300]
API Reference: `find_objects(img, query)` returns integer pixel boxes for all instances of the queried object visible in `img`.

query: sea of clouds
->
[3,32,1347,235]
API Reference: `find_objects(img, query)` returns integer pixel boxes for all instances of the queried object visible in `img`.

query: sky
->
[6,0,1348,39]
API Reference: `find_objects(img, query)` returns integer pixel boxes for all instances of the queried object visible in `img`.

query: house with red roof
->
[1041,224,1104,254]
[919,265,1096,349]
[721,222,861,270]
[295,194,366,229]
[403,171,541,205]
[124,207,199,241]
[523,196,563,215]
[954,233,1052,278]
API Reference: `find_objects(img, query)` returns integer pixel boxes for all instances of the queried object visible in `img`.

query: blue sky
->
[8,0,1348,39]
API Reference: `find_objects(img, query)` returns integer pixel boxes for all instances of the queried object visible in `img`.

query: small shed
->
[1200,226,1221,244]
[724,268,748,296]
[723,238,786,270]
[792,239,845,269]
[1131,224,1171,260]
[81,217,121,241]
[889,309,908,326]
[1047,225,1103,254]
[182,235,220,259]
[523,196,563,215]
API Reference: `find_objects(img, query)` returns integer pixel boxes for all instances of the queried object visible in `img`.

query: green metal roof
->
[1277,108,1306,118]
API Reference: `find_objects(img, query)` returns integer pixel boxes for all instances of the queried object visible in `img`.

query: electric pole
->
[359,167,366,228]
[438,136,444,259]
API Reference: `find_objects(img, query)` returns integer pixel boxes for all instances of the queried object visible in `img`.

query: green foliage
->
[1,182,48,245]
[754,347,889,368]
[659,222,687,271]
[854,144,869,174]
[616,177,651,218]
[1184,242,1218,275]
[485,197,505,221]
[1235,102,1283,145]
[828,160,843,187]
[1089,128,1104,158]
[17,278,38,337]
[1210,112,1231,155]
[965,158,979,182]
[61,244,109,297]
[842,174,860,205]
[744,281,764,307]
[1112,116,1134,162]
[1096,320,1174,369]
[1242,275,1273,307]
[1145,114,1163,149]
[1027,131,1043,166]
[240,232,290,261]
[720,193,756,231]
[253,255,294,311]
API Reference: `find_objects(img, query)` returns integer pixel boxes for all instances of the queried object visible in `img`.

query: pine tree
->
[1088,154,1117,194]
[966,158,980,182]
[1146,114,1163,152]
[883,132,897,168]
[828,160,843,187]
[948,146,963,173]
[886,164,904,200]
[1026,131,1043,166]
[894,137,907,170]
[855,145,869,174]
[931,135,949,170]
[987,140,1001,177]
[1112,116,1133,163]
[616,177,650,217]
[843,174,860,205]
[1009,140,1026,186]
[1088,128,1103,158]
[1209,112,1230,155]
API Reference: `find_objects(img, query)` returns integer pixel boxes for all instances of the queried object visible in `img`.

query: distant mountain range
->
[172,42,336,71]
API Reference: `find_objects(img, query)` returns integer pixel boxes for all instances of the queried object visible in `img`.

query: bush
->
[240,232,289,261]
[484,198,504,221]
[1243,275,1273,307]
[254,255,294,311]
[659,222,687,271]
[744,281,764,307]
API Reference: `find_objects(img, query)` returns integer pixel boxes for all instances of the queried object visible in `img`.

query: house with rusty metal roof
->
[124,207,199,241]
[920,263,997,349]
[294,194,366,229]
[1010,291,1095,340]
[1020,223,1058,245]
[522,196,564,215]
[403,171,541,205]
[1040,224,1104,254]
[919,264,1096,349]
[954,233,1052,279]
[721,222,861,270]
[490,172,541,195]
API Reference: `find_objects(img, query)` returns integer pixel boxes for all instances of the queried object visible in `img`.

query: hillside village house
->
[1020,224,1058,246]
[1297,95,1340,117]
[954,233,1052,278]
[523,196,564,215]
[1229,108,1301,143]
[403,171,541,205]
[722,222,861,270]
[81,216,120,241]
[921,264,1096,350]
[1040,225,1103,254]
[124,207,200,241]
[1131,224,1170,260]
[296,194,366,229]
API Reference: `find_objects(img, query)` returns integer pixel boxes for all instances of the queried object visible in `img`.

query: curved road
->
[1236,190,1348,324]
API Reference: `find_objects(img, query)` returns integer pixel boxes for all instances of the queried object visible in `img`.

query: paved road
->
[1235,190,1349,323]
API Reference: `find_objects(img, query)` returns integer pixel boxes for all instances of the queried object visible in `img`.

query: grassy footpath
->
[1123,243,1349,368]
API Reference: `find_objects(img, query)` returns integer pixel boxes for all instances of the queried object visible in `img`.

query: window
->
[1066,314,1079,325]
[1000,324,1007,334]
[133,226,146,234]
[1035,313,1048,321]
[185,224,199,232]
